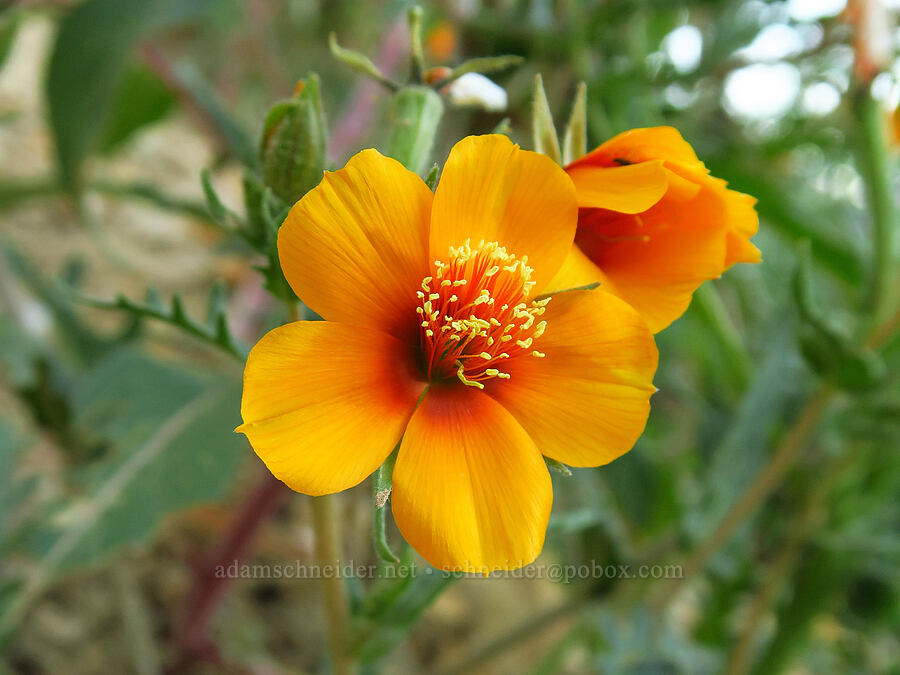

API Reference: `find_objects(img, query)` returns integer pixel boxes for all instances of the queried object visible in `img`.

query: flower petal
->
[569,126,704,172]
[487,289,657,467]
[544,243,605,294]
[575,185,729,332]
[392,386,552,572]
[430,134,577,293]
[723,188,762,265]
[566,160,668,213]
[278,149,433,339]
[238,321,425,496]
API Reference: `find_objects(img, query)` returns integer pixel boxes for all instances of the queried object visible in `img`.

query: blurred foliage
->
[0,0,898,673]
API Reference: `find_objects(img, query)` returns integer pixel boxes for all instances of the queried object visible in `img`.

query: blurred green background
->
[0,0,898,673]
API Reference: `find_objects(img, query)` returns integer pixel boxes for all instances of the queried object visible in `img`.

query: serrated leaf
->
[70,285,248,361]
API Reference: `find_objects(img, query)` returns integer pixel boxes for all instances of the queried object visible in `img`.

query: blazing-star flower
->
[548,127,761,333]
[237,135,658,572]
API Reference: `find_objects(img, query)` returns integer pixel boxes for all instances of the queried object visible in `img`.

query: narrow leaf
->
[437,55,524,87]
[329,33,398,90]
[492,117,512,136]
[373,448,400,563]
[532,74,561,164]
[424,163,439,191]
[545,457,573,476]
[562,82,587,165]
[0,7,22,73]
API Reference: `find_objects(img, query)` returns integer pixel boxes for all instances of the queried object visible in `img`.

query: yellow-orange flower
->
[549,127,761,333]
[237,135,658,572]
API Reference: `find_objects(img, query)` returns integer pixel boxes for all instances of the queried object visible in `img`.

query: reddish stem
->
[170,470,289,671]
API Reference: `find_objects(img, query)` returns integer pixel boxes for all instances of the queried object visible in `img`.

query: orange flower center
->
[416,240,549,388]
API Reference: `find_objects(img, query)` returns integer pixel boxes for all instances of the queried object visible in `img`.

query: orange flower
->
[549,127,761,333]
[237,135,658,572]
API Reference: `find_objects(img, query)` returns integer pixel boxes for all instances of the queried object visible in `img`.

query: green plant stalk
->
[649,383,834,608]
[853,88,898,329]
[693,284,752,389]
[310,494,356,675]
[282,302,354,674]
[725,446,861,675]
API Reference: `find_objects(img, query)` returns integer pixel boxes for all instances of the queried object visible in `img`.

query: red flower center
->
[416,240,549,387]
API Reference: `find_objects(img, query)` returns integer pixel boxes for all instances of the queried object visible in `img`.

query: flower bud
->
[387,85,444,174]
[259,74,327,206]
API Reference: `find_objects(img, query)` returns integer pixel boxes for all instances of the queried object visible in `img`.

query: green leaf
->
[0,350,247,643]
[792,243,886,391]
[545,457,573,476]
[171,62,257,167]
[372,448,400,563]
[0,7,22,74]
[2,245,110,362]
[0,418,35,550]
[90,178,215,225]
[46,0,216,190]
[693,323,807,537]
[436,54,524,87]
[562,82,587,165]
[69,285,248,362]
[424,163,439,191]
[256,189,294,301]
[492,117,512,136]
[353,562,458,662]
[532,74,561,164]
[97,62,175,153]
[752,547,850,674]
[200,169,245,233]
[328,32,398,90]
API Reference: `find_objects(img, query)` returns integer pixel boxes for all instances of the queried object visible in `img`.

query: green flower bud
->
[259,74,327,206]
[386,85,444,175]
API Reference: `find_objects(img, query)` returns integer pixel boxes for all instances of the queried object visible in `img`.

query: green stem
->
[852,88,898,329]
[693,284,752,389]
[310,494,356,675]
[91,179,217,226]
[725,446,861,675]
[434,597,586,675]
[650,384,834,608]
